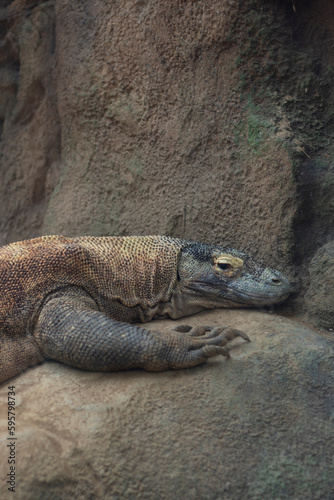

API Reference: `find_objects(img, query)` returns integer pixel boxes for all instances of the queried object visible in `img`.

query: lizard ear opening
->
[213,254,244,278]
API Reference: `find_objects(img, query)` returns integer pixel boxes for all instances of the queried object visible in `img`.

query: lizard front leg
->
[33,287,248,372]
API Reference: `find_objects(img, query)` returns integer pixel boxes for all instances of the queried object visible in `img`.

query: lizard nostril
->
[272,278,281,285]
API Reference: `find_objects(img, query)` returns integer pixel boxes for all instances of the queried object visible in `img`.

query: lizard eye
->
[213,254,244,277]
[217,263,232,271]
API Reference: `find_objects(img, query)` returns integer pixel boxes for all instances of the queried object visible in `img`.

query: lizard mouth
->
[229,288,291,305]
[227,267,291,304]
[185,269,291,306]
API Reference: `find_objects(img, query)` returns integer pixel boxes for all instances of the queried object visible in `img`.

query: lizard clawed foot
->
[160,325,250,370]
[172,324,250,342]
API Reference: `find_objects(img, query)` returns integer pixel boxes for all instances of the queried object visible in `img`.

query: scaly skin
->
[0,235,291,382]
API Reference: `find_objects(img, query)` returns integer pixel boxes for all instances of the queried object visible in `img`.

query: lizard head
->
[177,242,291,307]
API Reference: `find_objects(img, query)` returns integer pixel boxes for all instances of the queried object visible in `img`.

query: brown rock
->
[304,240,334,330]
[0,0,298,272]
[0,309,333,499]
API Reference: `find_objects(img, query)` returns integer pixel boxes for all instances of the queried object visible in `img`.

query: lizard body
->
[0,235,290,382]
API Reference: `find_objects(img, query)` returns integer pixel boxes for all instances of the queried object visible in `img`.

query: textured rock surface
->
[0,0,300,272]
[1,1,334,274]
[0,309,333,500]
[0,0,60,245]
[43,0,297,273]
[304,240,334,329]
[1,0,334,281]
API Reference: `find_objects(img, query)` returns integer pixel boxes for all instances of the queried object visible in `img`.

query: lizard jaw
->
[184,268,291,307]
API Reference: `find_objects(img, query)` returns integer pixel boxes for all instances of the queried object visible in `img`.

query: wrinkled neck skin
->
[154,243,291,320]
[156,284,242,320]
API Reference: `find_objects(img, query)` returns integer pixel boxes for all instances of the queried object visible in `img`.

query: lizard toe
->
[168,345,230,369]
[172,325,217,336]
[223,327,251,342]
[171,324,193,333]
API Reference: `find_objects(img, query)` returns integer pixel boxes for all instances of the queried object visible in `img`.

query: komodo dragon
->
[0,235,291,383]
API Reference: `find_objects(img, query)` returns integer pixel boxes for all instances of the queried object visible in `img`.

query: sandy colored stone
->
[0,1,334,299]
[0,0,299,272]
[1,0,334,279]
[0,309,333,500]
[304,240,334,329]
[0,0,60,245]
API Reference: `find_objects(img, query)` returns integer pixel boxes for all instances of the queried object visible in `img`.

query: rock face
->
[0,0,60,245]
[1,1,334,273]
[42,0,298,273]
[304,240,334,329]
[0,0,301,271]
[0,309,333,500]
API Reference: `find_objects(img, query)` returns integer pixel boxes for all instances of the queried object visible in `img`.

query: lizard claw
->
[222,327,251,342]
[160,324,250,370]
[202,345,230,359]
[172,324,250,342]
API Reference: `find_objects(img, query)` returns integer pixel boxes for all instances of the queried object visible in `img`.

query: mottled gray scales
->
[0,235,291,383]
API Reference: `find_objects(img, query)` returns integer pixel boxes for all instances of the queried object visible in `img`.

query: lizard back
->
[0,234,185,338]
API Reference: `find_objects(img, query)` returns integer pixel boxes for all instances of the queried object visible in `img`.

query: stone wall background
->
[1,1,334,320]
